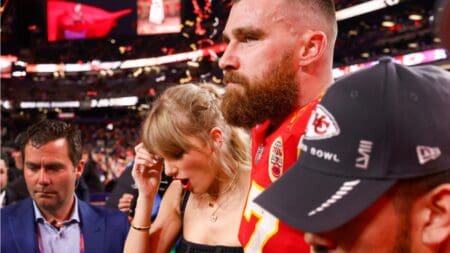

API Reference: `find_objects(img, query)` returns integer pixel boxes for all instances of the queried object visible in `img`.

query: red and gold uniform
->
[238,98,320,253]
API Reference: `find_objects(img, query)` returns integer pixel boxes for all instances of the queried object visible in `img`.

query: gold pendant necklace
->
[207,173,239,223]
[204,165,241,223]
[209,199,226,223]
[210,214,218,223]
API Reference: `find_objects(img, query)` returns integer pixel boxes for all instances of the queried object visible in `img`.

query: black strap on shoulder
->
[180,190,190,221]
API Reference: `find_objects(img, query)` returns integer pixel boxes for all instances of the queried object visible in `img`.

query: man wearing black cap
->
[256,57,450,252]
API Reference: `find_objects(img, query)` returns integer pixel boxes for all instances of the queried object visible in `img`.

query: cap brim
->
[255,165,396,233]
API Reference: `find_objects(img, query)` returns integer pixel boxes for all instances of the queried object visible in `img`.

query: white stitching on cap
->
[308,180,361,216]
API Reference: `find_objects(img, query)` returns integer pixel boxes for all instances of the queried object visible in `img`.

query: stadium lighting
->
[336,0,401,21]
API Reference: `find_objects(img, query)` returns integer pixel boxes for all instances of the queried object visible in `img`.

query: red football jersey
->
[238,98,320,253]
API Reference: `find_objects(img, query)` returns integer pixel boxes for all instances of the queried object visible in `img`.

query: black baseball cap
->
[255,57,450,233]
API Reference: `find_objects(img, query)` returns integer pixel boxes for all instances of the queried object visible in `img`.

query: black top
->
[176,237,244,253]
[176,191,244,253]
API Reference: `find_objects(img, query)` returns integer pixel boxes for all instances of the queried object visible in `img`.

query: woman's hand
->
[131,143,164,198]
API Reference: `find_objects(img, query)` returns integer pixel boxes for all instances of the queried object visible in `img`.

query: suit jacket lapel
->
[79,200,105,253]
[10,198,39,253]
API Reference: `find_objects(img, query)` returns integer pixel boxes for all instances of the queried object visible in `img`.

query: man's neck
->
[266,121,281,136]
[268,105,302,134]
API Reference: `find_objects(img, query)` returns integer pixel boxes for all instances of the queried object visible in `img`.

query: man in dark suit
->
[1,119,129,253]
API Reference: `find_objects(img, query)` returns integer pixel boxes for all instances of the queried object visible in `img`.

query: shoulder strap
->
[179,190,190,221]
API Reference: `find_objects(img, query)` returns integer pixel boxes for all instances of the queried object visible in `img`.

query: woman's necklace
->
[209,194,231,222]
[207,173,239,223]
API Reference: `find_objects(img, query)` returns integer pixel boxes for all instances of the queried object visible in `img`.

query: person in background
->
[219,0,337,251]
[1,119,129,253]
[7,133,24,181]
[104,151,129,192]
[256,58,450,252]
[81,146,104,194]
[436,0,450,49]
[4,132,46,205]
[0,152,9,207]
[124,83,251,253]
[106,162,136,211]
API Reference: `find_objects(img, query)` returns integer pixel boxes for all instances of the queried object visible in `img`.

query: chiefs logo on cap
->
[304,105,340,140]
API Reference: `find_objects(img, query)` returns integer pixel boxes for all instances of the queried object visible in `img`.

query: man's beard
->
[221,56,299,129]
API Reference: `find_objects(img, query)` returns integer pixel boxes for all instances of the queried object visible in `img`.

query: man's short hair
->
[21,119,82,166]
[297,0,336,23]
[232,0,337,43]
[232,0,335,20]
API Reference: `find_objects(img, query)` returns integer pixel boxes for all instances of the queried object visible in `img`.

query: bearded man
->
[219,0,337,252]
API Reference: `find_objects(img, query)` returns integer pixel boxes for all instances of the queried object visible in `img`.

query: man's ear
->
[297,30,327,67]
[209,127,224,148]
[76,160,85,179]
[421,184,450,245]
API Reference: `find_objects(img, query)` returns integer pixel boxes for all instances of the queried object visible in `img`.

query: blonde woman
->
[124,83,250,253]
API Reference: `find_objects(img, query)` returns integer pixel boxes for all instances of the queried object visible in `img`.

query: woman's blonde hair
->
[142,83,250,178]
